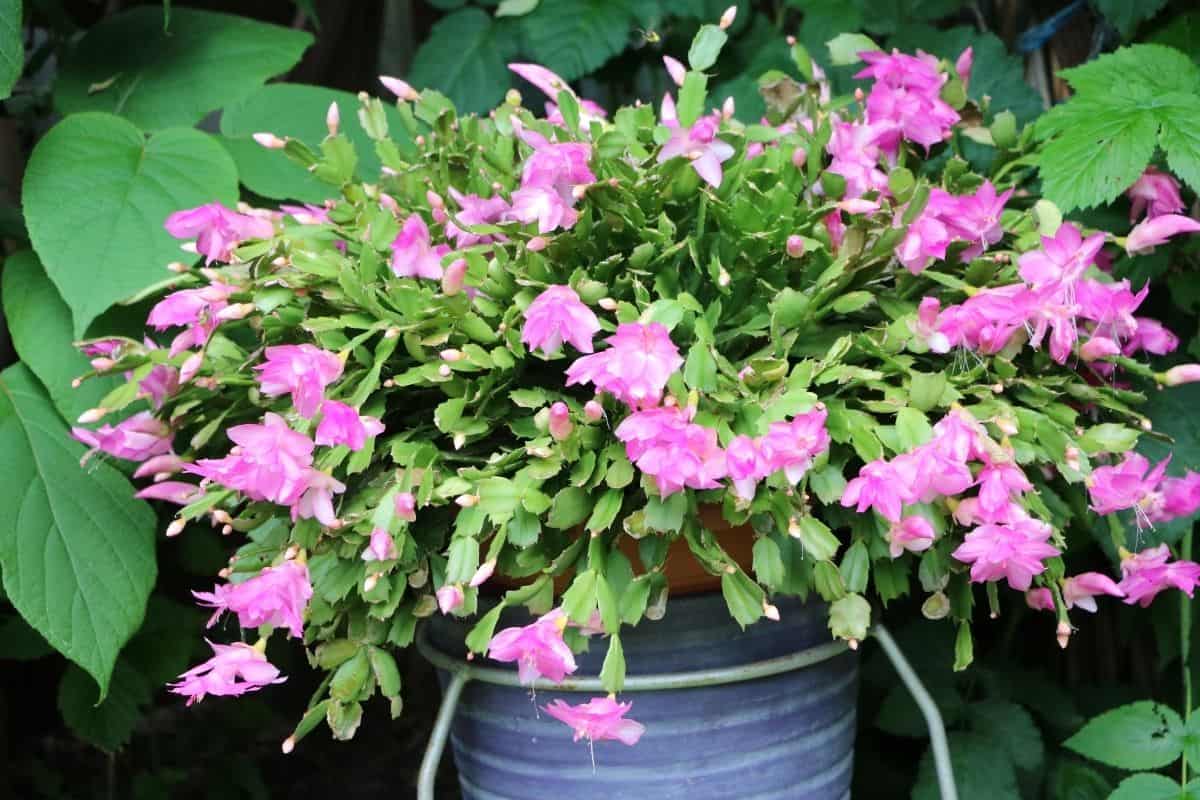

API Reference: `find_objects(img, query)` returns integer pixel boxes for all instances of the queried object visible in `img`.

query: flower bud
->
[442,258,468,296]
[719,5,737,28]
[379,75,419,101]
[1079,336,1120,361]
[1056,621,1071,650]
[762,600,780,621]
[77,407,108,424]
[722,96,735,120]
[437,584,465,615]
[455,494,479,508]
[166,519,186,537]
[598,297,617,311]
[718,267,731,287]
[663,55,686,87]
[584,400,604,422]
[1164,364,1200,386]
[470,559,496,588]
[216,302,255,321]
[90,357,116,371]
[281,737,296,755]
[364,573,379,593]
[440,349,464,362]
[253,132,287,149]
[379,193,399,213]
[791,147,807,169]
[548,401,573,441]
[167,261,189,273]
[426,190,444,210]
[527,236,548,252]
[786,235,805,258]
[325,102,340,137]
[438,364,452,378]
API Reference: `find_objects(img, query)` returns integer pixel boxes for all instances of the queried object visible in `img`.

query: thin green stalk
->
[1183,528,1193,786]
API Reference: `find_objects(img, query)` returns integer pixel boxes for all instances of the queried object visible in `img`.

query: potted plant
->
[69,9,1200,797]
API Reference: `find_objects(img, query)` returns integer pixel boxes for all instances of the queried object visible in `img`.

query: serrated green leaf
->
[1,251,119,422]
[1064,701,1185,770]
[1158,92,1200,193]
[969,700,1043,772]
[23,113,239,336]
[0,365,157,698]
[519,0,634,82]
[409,8,518,113]
[55,7,311,129]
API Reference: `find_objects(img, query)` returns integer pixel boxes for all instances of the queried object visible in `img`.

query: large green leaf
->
[22,112,239,336]
[219,83,412,202]
[54,7,311,130]
[911,732,1019,800]
[57,659,151,752]
[0,364,157,698]
[0,0,21,100]
[408,8,518,114]
[1149,12,1200,63]
[1,251,119,422]
[1065,701,1185,771]
[519,0,635,82]
[1109,773,1185,800]
[1094,0,1170,39]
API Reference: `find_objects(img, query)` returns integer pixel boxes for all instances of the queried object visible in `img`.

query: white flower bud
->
[253,132,287,149]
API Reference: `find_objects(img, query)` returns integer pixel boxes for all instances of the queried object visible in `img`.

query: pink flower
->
[1126,214,1200,254]
[759,408,832,483]
[254,344,343,418]
[1159,473,1200,519]
[519,139,595,200]
[1124,318,1178,356]
[614,405,727,496]
[445,189,510,248]
[1079,336,1121,361]
[976,458,1033,518]
[292,470,346,527]
[391,213,449,279]
[855,49,959,151]
[1018,223,1105,291]
[1075,279,1147,342]
[955,47,973,88]
[193,560,312,637]
[487,608,577,685]
[1119,545,1200,607]
[1087,453,1169,516]
[842,459,910,522]
[470,560,496,588]
[826,117,892,198]
[897,211,951,275]
[165,203,275,264]
[951,519,1061,590]
[362,528,397,562]
[1127,167,1184,221]
[947,182,1012,259]
[548,401,573,441]
[544,696,645,746]
[566,323,683,408]
[726,435,767,500]
[436,585,464,614]
[888,516,935,558]
[169,641,285,705]
[147,282,238,330]
[892,444,974,501]
[522,285,601,355]
[1165,364,1200,386]
[135,480,201,505]
[931,410,988,462]
[395,491,417,522]
[73,411,174,462]
[1029,572,1124,613]
[662,55,687,86]
[508,63,608,127]
[913,297,950,352]
[315,400,385,451]
[508,185,578,233]
[139,365,180,409]
[280,203,331,225]
[657,114,736,188]
[186,413,314,505]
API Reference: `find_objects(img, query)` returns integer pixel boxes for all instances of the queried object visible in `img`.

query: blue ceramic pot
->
[427,592,858,799]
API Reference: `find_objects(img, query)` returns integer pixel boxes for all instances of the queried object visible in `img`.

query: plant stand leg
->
[418,670,469,800]
[872,624,958,800]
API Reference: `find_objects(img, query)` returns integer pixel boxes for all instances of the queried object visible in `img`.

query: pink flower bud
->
[166,518,186,537]
[786,235,805,258]
[548,401,573,441]
[470,559,496,588]
[325,102,340,137]
[216,302,256,321]
[440,348,464,362]
[379,193,399,213]
[527,236,548,252]
[719,5,737,28]
[1079,336,1120,362]
[437,584,465,614]
[426,190,444,210]
[663,55,686,87]
[763,600,780,621]
[90,357,116,371]
[432,207,447,224]
[76,407,108,424]
[791,148,807,169]
[379,75,419,101]
[394,491,417,522]
[584,400,604,422]
[442,258,468,296]
[253,132,287,149]
[1165,364,1200,386]
[438,364,452,377]
[722,96,735,120]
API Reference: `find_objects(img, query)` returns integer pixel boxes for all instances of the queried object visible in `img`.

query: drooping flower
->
[888,516,935,558]
[487,608,577,684]
[254,344,344,418]
[165,203,275,264]
[186,413,314,506]
[135,481,202,505]
[522,285,601,355]
[1165,364,1200,386]
[1124,318,1179,356]
[951,519,1061,590]
[842,459,910,522]
[759,407,832,483]
[72,411,174,463]
[1026,572,1124,613]
[292,470,347,527]
[566,322,683,408]
[139,365,180,409]
[1126,214,1200,255]
[315,400,385,451]
[544,696,645,746]
[614,405,727,496]
[1087,453,1170,516]
[1158,473,1200,520]
[193,560,313,638]
[362,528,398,562]
[444,188,510,248]
[169,641,285,705]
[1118,545,1200,607]
[726,435,767,500]
[395,491,417,522]
[657,114,736,188]
[1126,167,1185,221]
[391,213,450,279]
[436,585,465,615]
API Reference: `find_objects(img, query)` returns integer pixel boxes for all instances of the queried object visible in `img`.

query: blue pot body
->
[428,592,858,799]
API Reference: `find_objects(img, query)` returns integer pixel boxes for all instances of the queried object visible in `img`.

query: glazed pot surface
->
[428,592,857,799]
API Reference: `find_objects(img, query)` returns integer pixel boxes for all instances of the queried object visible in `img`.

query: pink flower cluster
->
[1087,453,1200,527]
[1117,544,1200,607]
[193,559,313,638]
[255,344,343,418]
[566,322,683,408]
[725,408,832,499]
[855,49,962,153]
[615,405,727,496]
[897,182,1012,274]
[509,124,595,233]
[164,202,275,264]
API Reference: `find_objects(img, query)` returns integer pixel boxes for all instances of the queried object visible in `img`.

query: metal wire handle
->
[415,623,956,800]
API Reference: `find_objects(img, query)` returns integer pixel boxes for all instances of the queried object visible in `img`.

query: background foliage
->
[0,1,1199,798]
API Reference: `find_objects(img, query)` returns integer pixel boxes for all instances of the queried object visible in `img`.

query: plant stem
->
[1182,527,1193,786]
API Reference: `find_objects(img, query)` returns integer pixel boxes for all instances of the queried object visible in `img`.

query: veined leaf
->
[408,8,518,113]
[519,0,634,81]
